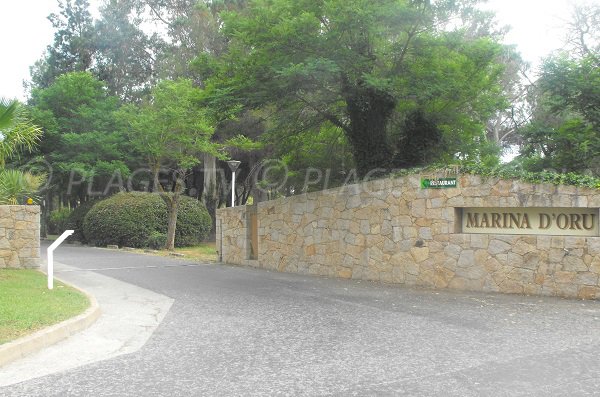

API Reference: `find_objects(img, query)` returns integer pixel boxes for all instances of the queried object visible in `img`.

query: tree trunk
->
[252,185,268,204]
[165,194,179,251]
[154,165,183,251]
[344,84,396,178]
[40,190,52,238]
[202,153,218,233]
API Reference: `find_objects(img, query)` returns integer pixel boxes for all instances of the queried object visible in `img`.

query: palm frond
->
[0,169,45,205]
[0,99,18,131]
[0,98,42,167]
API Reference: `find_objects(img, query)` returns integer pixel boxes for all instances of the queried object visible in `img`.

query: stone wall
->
[0,206,40,268]
[217,174,600,299]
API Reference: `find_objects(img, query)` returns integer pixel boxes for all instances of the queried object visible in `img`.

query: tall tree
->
[28,72,133,206]
[517,4,600,175]
[485,47,533,147]
[94,0,160,101]
[203,0,507,177]
[30,0,96,90]
[119,79,217,250]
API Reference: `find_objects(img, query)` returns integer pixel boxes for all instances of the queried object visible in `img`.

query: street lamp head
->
[227,160,241,172]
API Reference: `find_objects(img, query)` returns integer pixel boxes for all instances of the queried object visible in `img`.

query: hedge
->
[83,192,212,248]
[65,200,101,244]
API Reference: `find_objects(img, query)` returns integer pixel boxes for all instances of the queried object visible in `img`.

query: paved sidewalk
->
[0,262,174,387]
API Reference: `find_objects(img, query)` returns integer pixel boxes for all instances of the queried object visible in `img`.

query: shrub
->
[146,231,166,250]
[0,170,45,205]
[47,208,72,235]
[174,196,213,247]
[83,192,212,248]
[65,200,101,244]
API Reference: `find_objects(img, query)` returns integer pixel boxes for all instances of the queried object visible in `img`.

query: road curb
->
[0,275,101,368]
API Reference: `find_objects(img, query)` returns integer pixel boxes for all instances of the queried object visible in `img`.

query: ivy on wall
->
[392,163,600,190]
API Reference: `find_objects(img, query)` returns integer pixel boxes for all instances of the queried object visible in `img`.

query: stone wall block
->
[574,272,599,286]
[587,238,600,256]
[488,239,511,255]
[575,195,589,207]
[217,174,600,300]
[578,286,600,300]
[588,195,600,207]
[410,247,429,263]
[0,206,40,268]
[457,250,474,268]
[562,255,588,272]
[470,234,489,249]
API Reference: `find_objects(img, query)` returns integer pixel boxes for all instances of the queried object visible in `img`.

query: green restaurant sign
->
[421,177,458,189]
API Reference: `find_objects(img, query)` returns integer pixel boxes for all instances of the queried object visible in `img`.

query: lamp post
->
[227,160,241,207]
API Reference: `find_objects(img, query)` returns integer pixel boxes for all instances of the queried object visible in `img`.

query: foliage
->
[393,163,600,190]
[118,79,217,249]
[0,170,45,205]
[461,163,600,189]
[30,0,96,89]
[20,0,600,208]
[28,72,136,201]
[0,99,42,167]
[65,200,100,243]
[0,99,45,204]
[119,79,216,171]
[83,192,212,248]
[47,207,72,235]
[146,231,167,250]
[517,55,600,174]
[517,5,600,175]
[83,192,163,247]
[94,0,160,100]
[485,47,532,147]
[173,195,214,246]
[395,109,444,168]
[261,124,353,194]
[30,72,120,135]
[204,0,507,176]
[29,0,157,101]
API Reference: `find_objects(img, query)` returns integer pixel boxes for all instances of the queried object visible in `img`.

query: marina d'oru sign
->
[460,207,600,237]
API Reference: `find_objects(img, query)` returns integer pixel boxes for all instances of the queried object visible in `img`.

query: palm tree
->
[0,169,45,205]
[0,98,42,167]
[0,98,44,204]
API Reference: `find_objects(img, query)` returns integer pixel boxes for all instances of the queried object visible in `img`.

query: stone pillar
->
[0,205,41,268]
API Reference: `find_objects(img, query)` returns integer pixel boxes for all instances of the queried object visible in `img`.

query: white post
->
[47,230,74,290]
[231,170,236,207]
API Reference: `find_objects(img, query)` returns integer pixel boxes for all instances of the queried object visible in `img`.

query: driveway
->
[2,243,600,396]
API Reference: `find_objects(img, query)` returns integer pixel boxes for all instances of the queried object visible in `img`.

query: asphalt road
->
[2,243,600,396]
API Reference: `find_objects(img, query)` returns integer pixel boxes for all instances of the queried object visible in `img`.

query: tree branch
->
[145,1,173,28]
[294,93,350,133]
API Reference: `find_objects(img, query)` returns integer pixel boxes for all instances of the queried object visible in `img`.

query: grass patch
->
[120,241,218,262]
[173,242,218,262]
[0,269,90,345]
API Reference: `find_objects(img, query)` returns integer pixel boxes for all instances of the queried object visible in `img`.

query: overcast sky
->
[0,0,592,101]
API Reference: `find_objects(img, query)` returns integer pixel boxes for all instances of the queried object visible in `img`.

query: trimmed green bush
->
[65,200,101,244]
[47,208,72,235]
[83,192,212,248]
[174,197,214,247]
[146,231,166,250]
